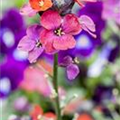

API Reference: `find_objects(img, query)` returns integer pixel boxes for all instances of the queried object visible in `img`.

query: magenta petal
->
[40,29,57,54]
[60,56,73,67]
[41,10,62,30]
[27,24,42,39]
[20,3,37,17]
[67,64,80,80]
[28,47,44,63]
[53,35,76,50]
[17,36,35,52]
[62,14,82,35]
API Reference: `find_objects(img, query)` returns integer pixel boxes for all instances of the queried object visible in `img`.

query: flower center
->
[39,0,44,7]
[54,28,65,36]
[36,41,42,48]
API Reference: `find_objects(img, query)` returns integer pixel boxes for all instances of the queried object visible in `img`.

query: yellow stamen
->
[55,28,65,36]
[39,0,44,7]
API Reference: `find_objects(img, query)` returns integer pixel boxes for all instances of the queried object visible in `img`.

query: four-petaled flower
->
[40,10,81,53]
[60,56,80,80]
[29,0,53,11]
[17,24,44,63]
[30,105,56,120]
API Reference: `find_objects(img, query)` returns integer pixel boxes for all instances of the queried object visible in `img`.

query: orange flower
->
[30,105,56,120]
[77,113,93,120]
[29,0,53,11]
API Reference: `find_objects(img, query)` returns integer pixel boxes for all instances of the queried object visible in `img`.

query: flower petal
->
[28,47,44,63]
[53,34,76,50]
[41,10,62,30]
[60,56,73,67]
[20,3,37,17]
[27,24,42,39]
[40,29,58,54]
[67,64,80,80]
[17,36,35,52]
[79,15,95,32]
[79,15,96,38]
[62,14,82,35]
[30,105,43,120]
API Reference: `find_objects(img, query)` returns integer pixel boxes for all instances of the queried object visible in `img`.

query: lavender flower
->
[102,0,120,25]
[60,56,80,80]
[17,24,44,63]
[14,97,30,112]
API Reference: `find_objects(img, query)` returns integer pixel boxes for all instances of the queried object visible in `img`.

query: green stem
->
[53,53,62,120]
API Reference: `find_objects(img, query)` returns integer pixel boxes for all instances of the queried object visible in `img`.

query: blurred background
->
[0,0,120,120]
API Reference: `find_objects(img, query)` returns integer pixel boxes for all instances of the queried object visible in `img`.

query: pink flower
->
[20,66,52,97]
[20,61,66,99]
[40,10,82,54]
[20,3,38,17]
[102,0,120,25]
[17,24,44,63]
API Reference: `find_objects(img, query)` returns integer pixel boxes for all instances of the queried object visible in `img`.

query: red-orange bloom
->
[29,0,53,11]
[77,113,93,120]
[30,105,56,120]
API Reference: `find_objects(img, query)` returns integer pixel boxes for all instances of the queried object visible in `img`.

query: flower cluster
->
[30,105,56,120]
[18,0,96,65]
[17,0,96,82]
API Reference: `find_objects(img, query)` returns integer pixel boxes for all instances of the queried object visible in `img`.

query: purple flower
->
[0,8,28,98]
[0,8,26,55]
[66,1,106,58]
[17,24,44,63]
[60,56,80,80]
[93,85,113,103]
[0,56,27,97]
[78,1,105,45]
[72,31,95,58]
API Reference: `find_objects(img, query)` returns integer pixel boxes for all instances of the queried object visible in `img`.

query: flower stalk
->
[53,53,62,120]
